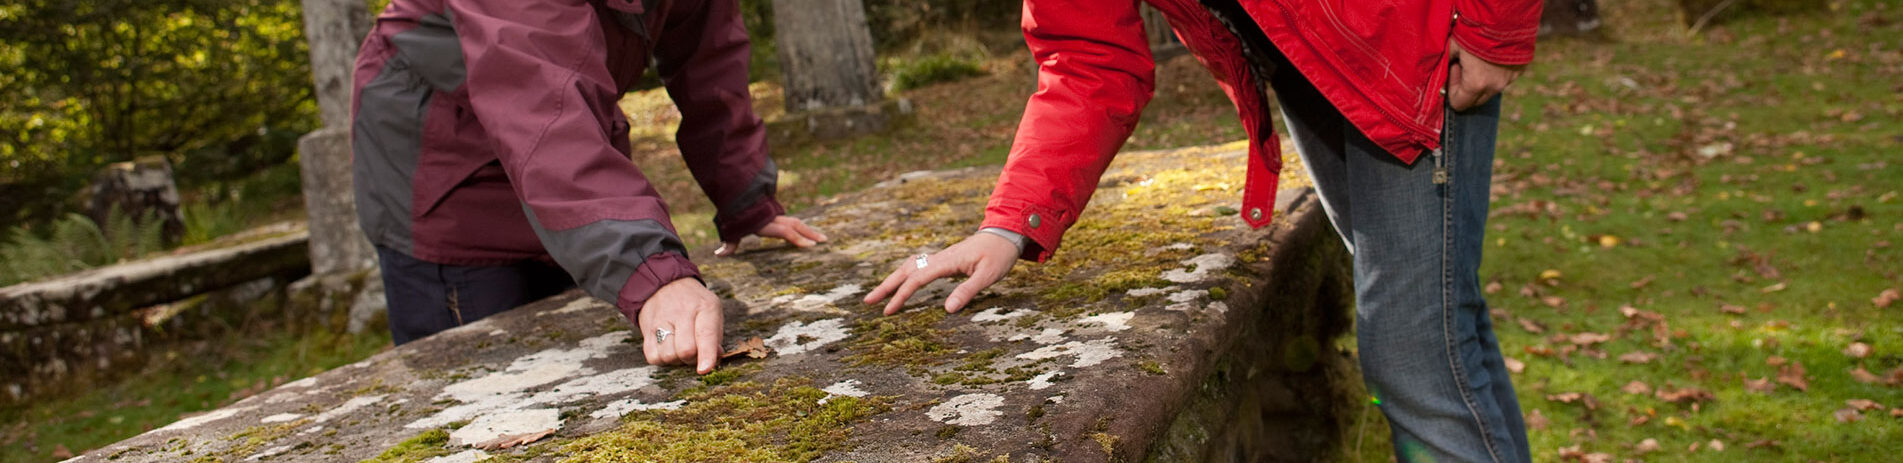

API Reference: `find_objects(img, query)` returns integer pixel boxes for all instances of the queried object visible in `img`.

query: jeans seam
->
[1441,113,1507,463]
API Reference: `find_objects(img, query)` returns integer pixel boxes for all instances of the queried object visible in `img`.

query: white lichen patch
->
[590,399,686,419]
[1208,301,1229,314]
[818,379,870,404]
[409,332,634,429]
[312,394,384,423]
[540,297,604,317]
[448,408,561,446]
[1026,372,1061,390]
[1126,286,1179,297]
[424,450,493,463]
[282,377,318,389]
[970,307,1030,323]
[259,413,302,424]
[772,284,863,311]
[1160,253,1236,283]
[764,318,850,355]
[926,393,1005,426]
[487,329,508,337]
[1081,312,1135,332]
[1163,242,1196,251]
[244,444,294,462]
[1016,338,1122,368]
[155,405,254,433]
[1165,289,1209,312]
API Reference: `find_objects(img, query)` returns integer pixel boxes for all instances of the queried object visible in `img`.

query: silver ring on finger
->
[654,327,672,343]
[914,253,929,269]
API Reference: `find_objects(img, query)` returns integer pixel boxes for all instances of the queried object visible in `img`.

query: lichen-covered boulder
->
[75,143,1356,462]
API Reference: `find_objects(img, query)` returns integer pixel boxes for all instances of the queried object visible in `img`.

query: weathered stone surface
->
[298,128,376,275]
[771,0,889,139]
[78,144,1355,462]
[0,228,309,331]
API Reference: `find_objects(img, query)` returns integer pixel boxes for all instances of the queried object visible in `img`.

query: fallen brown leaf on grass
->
[1766,356,1788,367]
[1850,367,1880,384]
[1707,439,1726,452]
[1845,399,1885,411]
[473,429,553,451]
[1635,438,1660,454]
[1546,392,1600,410]
[1656,385,1715,404]
[1835,408,1864,423]
[720,337,771,360]
[1518,318,1545,334]
[1744,376,1776,394]
[1874,288,1899,308]
[1720,304,1748,315]
[1526,408,1550,431]
[1844,342,1872,358]
[1619,351,1658,364]
[1744,439,1780,449]
[52,444,73,459]
[1569,332,1612,346]
[1777,362,1810,392]
[1630,275,1655,289]
[1622,380,1652,395]
[1503,357,1526,373]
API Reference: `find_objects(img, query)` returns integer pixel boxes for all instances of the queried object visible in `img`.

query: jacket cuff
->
[1452,16,1539,66]
[714,196,785,244]
[614,251,703,324]
[980,199,1066,263]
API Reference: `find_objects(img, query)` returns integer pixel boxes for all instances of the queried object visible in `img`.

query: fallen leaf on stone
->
[720,337,772,360]
[1619,351,1658,364]
[1622,380,1652,395]
[1777,362,1810,392]
[1656,385,1715,404]
[1517,318,1545,334]
[1526,409,1549,431]
[1504,357,1526,374]
[473,429,553,451]
[1850,368,1880,384]
[1635,438,1660,454]
[1835,408,1864,423]
[1846,399,1885,411]
[1875,288,1900,308]
[1844,342,1872,358]
[1744,376,1776,394]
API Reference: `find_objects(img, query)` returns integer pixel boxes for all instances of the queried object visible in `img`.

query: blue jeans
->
[1270,57,1532,461]
[376,246,576,345]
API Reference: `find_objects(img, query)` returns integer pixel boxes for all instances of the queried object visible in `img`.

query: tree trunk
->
[1541,0,1604,36]
[299,0,376,275]
[770,0,897,139]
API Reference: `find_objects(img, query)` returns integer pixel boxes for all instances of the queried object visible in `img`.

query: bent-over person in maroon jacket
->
[351,0,824,375]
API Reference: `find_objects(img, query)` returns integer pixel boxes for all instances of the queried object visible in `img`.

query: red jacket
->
[981,0,1540,261]
[351,0,782,321]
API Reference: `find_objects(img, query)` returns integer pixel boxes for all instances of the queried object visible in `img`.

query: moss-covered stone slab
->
[74,143,1355,462]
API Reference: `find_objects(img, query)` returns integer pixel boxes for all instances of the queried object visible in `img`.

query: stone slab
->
[75,144,1355,462]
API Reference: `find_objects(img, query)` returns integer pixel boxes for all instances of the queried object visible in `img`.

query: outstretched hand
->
[1446,39,1528,112]
[639,277,724,374]
[864,232,1020,315]
[715,215,828,256]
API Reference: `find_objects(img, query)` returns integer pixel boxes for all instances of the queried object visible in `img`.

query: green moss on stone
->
[844,310,952,371]
[561,378,889,462]
[1208,286,1228,300]
[1138,360,1167,376]
[359,429,451,463]
[1090,432,1120,456]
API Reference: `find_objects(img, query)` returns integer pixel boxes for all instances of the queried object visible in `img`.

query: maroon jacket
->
[982,0,1540,261]
[350,0,781,321]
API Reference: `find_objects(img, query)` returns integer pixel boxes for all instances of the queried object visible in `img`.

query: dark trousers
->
[375,246,576,345]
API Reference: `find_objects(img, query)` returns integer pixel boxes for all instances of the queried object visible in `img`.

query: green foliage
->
[1,205,175,285]
[888,53,987,92]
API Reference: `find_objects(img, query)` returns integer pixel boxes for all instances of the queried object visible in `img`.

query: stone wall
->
[76,144,1358,462]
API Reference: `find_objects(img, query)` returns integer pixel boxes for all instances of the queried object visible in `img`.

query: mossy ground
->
[559,378,889,463]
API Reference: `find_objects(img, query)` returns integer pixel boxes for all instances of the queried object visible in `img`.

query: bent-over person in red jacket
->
[867,0,1541,460]
[351,0,824,375]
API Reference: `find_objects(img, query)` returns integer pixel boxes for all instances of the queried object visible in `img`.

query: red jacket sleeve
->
[654,0,785,244]
[445,0,697,322]
[1452,0,1544,65]
[979,0,1155,262]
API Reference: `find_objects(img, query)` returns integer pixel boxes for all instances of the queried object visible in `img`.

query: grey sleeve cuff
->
[978,227,1028,255]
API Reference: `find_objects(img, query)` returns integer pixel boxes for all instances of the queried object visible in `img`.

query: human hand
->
[863,232,1019,315]
[638,277,724,374]
[714,215,828,256]
[1446,39,1528,112]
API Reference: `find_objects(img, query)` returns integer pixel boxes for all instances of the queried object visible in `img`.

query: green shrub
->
[888,54,987,92]
[1,206,173,286]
